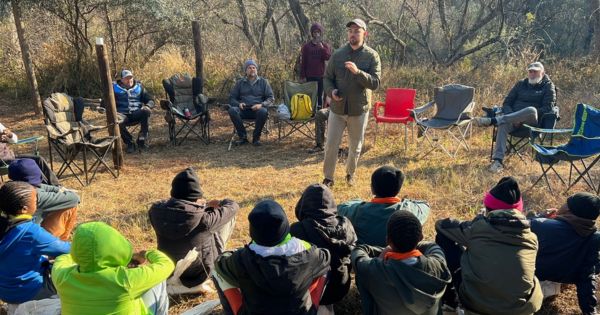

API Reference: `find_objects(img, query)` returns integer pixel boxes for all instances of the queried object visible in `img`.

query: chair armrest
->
[373,101,385,118]
[412,101,434,114]
[524,124,572,134]
[411,101,434,122]
[15,136,44,145]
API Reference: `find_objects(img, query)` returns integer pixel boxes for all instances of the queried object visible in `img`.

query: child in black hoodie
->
[290,183,357,306]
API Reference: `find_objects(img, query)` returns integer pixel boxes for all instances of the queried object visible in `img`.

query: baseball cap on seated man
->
[527,62,544,72]
[346,18,367,30]
[121,69,133,79]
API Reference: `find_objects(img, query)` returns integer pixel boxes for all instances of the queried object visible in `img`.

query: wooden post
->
[95,37,123,170]
[192,21,204,91]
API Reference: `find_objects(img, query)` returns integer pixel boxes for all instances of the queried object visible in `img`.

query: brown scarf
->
[556,212,597,237]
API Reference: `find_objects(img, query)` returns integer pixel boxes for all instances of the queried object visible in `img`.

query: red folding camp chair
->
[373,88,417,150]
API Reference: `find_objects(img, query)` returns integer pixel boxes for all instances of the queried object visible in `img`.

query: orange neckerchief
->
[384,249,423,261]
[371,197,402,204]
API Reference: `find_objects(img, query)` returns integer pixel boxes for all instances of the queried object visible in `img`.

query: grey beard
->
[528,77,542,85]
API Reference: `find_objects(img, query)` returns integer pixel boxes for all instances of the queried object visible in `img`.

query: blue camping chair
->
[527,103,600,194]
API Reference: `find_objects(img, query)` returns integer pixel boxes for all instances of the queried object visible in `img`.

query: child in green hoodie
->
[52,222,175,315]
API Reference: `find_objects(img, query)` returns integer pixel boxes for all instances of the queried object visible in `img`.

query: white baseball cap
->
[121,69,134,79]
[527,62,544,72]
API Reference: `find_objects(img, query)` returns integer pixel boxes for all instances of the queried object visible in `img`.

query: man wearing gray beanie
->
[529,192,600,314]
[228,59,274,146]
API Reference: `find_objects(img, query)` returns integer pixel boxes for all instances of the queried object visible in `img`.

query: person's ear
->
[364,31,369,37]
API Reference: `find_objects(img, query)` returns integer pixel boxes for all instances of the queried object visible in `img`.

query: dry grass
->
[1,61,599,314]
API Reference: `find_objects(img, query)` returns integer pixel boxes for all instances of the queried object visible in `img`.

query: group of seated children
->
[1,162,600,315]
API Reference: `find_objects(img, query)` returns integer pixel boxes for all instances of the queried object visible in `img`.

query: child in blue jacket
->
[0,181,71,304]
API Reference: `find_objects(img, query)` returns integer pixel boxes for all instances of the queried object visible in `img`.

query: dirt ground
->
[0,97,596,315]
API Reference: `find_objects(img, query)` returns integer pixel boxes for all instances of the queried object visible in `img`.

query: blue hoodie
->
[0,220,70,303]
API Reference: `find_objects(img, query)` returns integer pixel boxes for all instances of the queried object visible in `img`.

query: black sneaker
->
[322,178,334,187]
[252,140,262,147]
[308,145,324,153]
[235,138,249,146]
[346,174,355,186]
[136,137,148,150]
[126,143,136,154]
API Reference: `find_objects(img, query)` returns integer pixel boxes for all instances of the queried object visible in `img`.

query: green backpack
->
[290,93,313,120]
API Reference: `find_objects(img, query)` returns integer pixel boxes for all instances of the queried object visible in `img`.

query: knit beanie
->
[8,158,43,187]
[249,200,290,247]
[170,167,203,201]
[310,23,324,34]
[567,192,600,220]
[371,165,405,198]
[244,59,258,70]
[483,176,523,211]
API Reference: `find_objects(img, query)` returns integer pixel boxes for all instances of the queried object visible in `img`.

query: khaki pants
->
[41,207,78,241]
[323,111,369,180]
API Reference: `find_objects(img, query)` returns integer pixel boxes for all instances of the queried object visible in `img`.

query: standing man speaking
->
[322,18,381,187]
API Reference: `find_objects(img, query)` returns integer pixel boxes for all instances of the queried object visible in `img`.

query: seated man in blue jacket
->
[228,60,274,147]
[529,192,600,315]
[475,61,557,173]
[113,69,155,153]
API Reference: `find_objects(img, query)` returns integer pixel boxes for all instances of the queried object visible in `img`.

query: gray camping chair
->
[161,73,210,145]
[275,81,319,141]
[412,84,475,158]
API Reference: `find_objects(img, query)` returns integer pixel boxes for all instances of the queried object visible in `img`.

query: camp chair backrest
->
[164,74,202,112]
[572,103,600,139]
[283,81,318,109]
[433,84,474,121]
[384,88,416,118]
[43,93,82,144]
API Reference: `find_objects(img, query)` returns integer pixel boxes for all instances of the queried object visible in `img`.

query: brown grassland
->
[1,58,599,315]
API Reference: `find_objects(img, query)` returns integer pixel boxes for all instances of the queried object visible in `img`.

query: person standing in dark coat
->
[290,183,357,306]
[529,192,600,315]
[213,200,331,315]
[300,23,332,153]
[148,167,239,294]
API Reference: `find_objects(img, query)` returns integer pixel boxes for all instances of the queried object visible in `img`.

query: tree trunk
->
[592,0,600,57]
[192,21,204,86]
[288,0,310,43]
[271,16,282,50]
[12,0,42,115]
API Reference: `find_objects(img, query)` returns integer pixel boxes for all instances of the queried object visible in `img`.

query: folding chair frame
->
[527,125,600,194]
[275,116,315,142]
[489,111,559,163]
[165,102,211,146]
[47,127,119,186]
[228,119,270,151]
[413,100,474,158]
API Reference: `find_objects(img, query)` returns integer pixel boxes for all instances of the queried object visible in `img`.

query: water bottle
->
[184,107,191,119]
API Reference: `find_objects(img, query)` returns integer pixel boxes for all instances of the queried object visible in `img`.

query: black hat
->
[249,200,290,247]
[489,176,521,205]
[567,192,600,220]
[170,167,203,201]
[371,166,405,198]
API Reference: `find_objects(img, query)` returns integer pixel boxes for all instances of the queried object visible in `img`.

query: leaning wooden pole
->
[192,20,204,90]
[95,37,123,170]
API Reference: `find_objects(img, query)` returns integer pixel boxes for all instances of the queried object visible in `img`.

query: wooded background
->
[0,0,599,114]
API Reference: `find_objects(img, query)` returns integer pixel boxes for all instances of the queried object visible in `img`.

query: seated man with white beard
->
[474,62,557,173]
